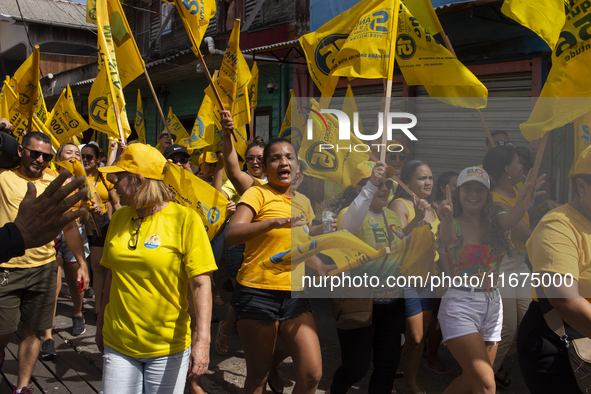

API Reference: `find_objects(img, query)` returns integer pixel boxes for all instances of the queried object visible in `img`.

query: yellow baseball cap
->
[389,139,410,154]
[99,144,166,180]
[199,152,218,165]
[351,161,397,187]
[572,145,591,177]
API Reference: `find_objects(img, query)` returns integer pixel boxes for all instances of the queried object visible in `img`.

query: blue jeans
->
[102,346,190,394]
[329,299,405,394]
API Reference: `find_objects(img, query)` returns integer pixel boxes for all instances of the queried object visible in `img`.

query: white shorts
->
[438,287,503,343]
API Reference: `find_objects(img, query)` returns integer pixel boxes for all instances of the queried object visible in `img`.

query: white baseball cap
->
[457,166,490,189]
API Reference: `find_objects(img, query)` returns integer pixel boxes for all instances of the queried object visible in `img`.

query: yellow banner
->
[96,0,144,87]
[10,46,40,119]
[88,65,131,140]
[56,160,101,211]
[298,0,385,94]
[35,83,48,125]
[300,99,368,190]
[396,2,488,108]
[46,85,90,145]
[205,19,251,128]
[404,0,443,37]
[3,81,28,141]
[520,0,591,140]
[569,112,591,177]
[163,163,228,240]
[279,90,306,154]
[135,90,146,143]
[165,107,191,143]
[186,94,220,150]
[249,62,259,109]
[173,0,216,57]
[501,0,567,51]
[86,0,96,24]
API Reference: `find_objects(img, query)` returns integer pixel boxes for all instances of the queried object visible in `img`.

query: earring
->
[508,175,511,180]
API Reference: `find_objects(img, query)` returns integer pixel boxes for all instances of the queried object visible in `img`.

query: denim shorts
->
[438,287,503,343]
[403,286,437,318]
[57,226,90,262]
[231,282,312,323]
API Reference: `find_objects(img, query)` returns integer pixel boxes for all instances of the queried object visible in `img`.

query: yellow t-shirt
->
[100,203,217,358]
[88,172,114,213]
[527,204,591,302]
[0,169,56,268]
[292,191,315,224]
[492,187,530,253]
[236,184,304,291]
[221,175,267,204]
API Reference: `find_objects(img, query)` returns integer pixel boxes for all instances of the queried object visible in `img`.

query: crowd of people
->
[0,113,589,394]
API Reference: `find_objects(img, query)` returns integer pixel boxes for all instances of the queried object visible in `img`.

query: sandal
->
[494,367,511,389]
[215,320,231,356]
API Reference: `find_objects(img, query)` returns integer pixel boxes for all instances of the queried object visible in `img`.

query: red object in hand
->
[79,277,84,293]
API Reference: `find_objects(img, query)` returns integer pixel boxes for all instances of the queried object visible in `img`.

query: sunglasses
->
[388,153,406,162]
[378,180,395,189]
[82,154,95,161]
[496,140,514,147]
[246,155,263,163]
[171,157,189,165]
[129,217,143,250]
[23,146,54,162]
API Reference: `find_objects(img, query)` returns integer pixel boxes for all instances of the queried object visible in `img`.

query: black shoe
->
[41,339,56,360]
[72,315,86,336]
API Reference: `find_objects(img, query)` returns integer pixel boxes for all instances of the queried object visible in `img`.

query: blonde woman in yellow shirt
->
[95,144,216,393]
[226,136,322,394]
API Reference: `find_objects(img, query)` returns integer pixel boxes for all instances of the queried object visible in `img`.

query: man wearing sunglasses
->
[0,132,89,393]
[485,130,513,152]
[164,144,192,173]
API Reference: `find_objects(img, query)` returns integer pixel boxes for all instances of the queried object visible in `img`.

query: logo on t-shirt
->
[367,218,379,228]
[144,234,161,249]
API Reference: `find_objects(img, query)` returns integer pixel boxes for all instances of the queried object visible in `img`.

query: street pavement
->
[53,285,529,394]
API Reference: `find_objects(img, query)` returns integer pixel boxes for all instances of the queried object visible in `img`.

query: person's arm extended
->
[544,274,591,338]
[225,203,303,245]
[188,273,212,380]
[495,202,531,243]
[62,221,90,290]
[498,171,546,231]
[528,199,560,223]
[106,139,118,166]
[437,185,456,247]
[220,111,254,195]
[341,182,377,234]
[212,154,225,193]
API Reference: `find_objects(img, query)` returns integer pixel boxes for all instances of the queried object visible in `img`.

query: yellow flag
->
[249,62,259,109]
[298,0,385,94]
[10,46,40,119]
[135,90,146,143]
[205,19,251,128]
[172,0,216,57]
[46,85,90,144]
[95,0,144,87]
[0,85,8,119]
[186,94,220,150]
[501,0,566,51]
[86,0,97,24]
[233,125,249,159]
[329,0,399,84]
[164,163,228,240]
[165,107,191,143]
[3,80,29,141]
[395,2,488,108]
[88,65,131,140]
[404,0,443,37]
[569,113,591,177]
[35,83,48,125]
[279,90,306,154]
[520,0,591,141]
[300,99,368,190]
[342,85,366,138]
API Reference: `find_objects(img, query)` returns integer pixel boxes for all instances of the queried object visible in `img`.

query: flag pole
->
[144,69,171,138]
[111,99,126,142]
[194,48,237,142]
[440,33,495,147]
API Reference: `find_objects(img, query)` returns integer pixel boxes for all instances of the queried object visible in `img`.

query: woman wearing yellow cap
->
[516,148,591,393]
[95,144,217,393]
[322,161,407,394]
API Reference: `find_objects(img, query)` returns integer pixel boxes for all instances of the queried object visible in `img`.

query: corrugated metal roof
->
[0,0,95,29]
[242,39,300,54]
